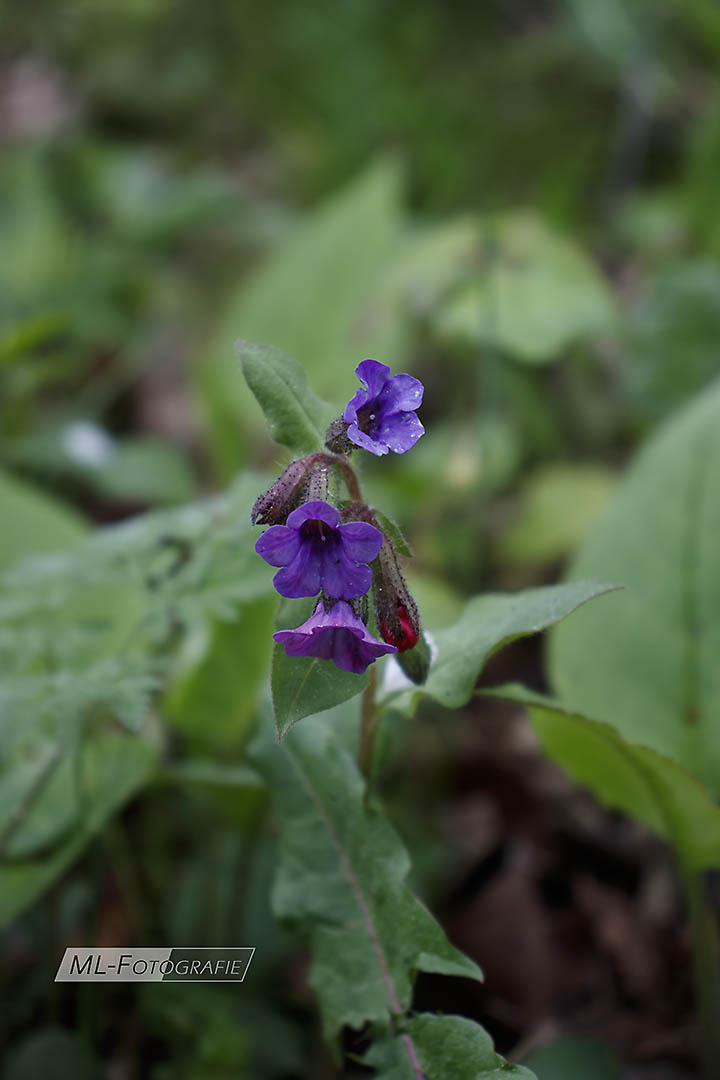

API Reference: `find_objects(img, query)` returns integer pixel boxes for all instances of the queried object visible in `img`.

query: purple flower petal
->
[346,422,389,456]
[255,525,300,567]
[339,521,384,563]
[321,551,372,600]
[355,358,390,397]
[256,498,382,599]
[273,543,322,598]
[343,387,368,425]
[379,372,424,412]
[378,411,425,454]
[273,600,396,673]
[286,499,340,530]
[343,361,424,456]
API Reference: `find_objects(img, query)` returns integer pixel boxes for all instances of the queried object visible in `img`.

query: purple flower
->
[343,359,424,456]
[255,499,382,600]
[274,600,397,674]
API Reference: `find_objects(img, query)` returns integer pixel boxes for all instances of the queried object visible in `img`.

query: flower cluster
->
[253,360,427,677]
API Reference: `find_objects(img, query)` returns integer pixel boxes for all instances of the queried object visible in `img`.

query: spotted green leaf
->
[251,706,483,1043]
[364,1013,536,1079]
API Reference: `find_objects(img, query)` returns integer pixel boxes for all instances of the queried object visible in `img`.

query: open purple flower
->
[343,359,424,456]
[274,600,397,674]
[255,499,382,600]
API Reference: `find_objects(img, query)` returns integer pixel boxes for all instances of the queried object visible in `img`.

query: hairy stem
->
[357,666,378,780]
[680,861,720,1080]
[311,452,364,504]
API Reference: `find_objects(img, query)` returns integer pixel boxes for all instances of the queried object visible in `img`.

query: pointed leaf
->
[488,686,720,870]
[238,340,336,456]
[381,581,618,718]
[251,707,482,1042]
[364,1014,536,1079]
[550,378,720,793]
[0,732,157,929]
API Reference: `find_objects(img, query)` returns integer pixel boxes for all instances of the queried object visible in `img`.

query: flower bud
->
[325,417,354,455]
[251,458,312,525]
[395,630,431,685]
[371,537,421,654]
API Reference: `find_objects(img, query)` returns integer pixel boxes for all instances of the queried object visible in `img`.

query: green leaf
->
[251,707,483,1043]
[271,597,367,739]
[523,1035,619,1080]
[489,687,720,871]
[167,594,277,752]
[0,732,157,929]
[550,378,720,794]
[364,1014,536,1079]
[372,507,414,558]
[199,161,408,474]
[90,437,195,505]
[1,745,78,859]
[434,212,616,363]
[624,262,720,420]
[0,469,86,570]
[381,581,618,718]
[238,340,336,456]
[500,464,617,567]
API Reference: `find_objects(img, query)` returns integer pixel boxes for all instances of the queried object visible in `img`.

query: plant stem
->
[680,861,720,1080]
[313,452,363,503]
[357,666,378,780]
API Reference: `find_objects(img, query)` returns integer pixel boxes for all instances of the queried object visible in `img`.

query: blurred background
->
[1,0,720,1077]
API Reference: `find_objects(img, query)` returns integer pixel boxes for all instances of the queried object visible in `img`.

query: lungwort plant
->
[241,340,616,1075]
[3,333,719,1076]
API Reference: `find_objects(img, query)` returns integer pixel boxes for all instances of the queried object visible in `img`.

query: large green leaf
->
[239,340,336,456]
[167,594,277,752]
[550,379,720,793]
[364,1014,536,1079]
[0,732,157,928]
[199,161,408,474]
[488,687,720,871]
[433,212,616,363]
[252,706,482,1043]
[271,597,367,739]
[381,581,617,718]
[0,469,86,570]
[624,263,720,421]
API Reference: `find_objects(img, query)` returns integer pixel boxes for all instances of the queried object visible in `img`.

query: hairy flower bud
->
[251,459,312,526]
[371,535,421,654]
[324,417,354,455]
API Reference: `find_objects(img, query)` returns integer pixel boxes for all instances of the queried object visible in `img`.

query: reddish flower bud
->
[379,604,420,652]
[371,535,421,653]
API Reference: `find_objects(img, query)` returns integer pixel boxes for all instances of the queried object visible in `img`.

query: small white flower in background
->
[63,421,115,469]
